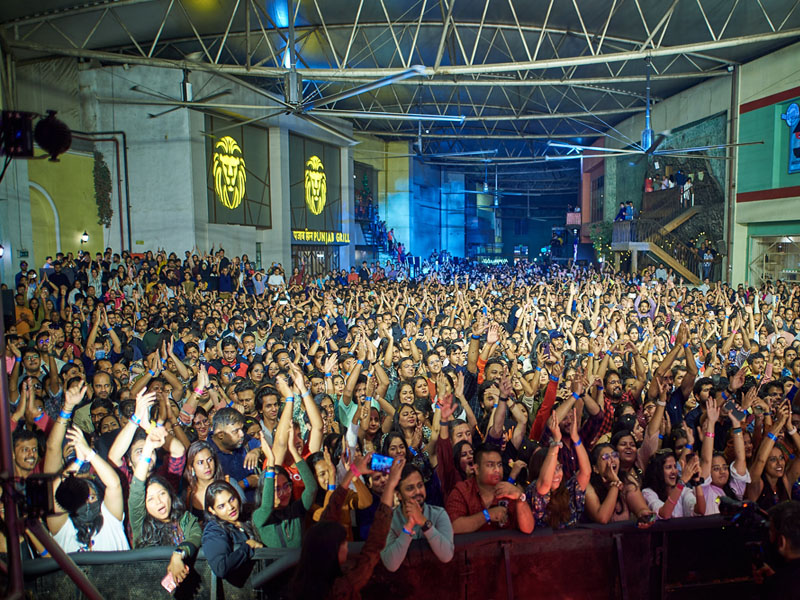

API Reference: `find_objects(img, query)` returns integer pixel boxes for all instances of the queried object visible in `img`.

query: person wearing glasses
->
[584,443,630,524]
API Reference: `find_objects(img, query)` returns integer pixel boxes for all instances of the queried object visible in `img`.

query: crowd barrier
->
[9,516,763,599]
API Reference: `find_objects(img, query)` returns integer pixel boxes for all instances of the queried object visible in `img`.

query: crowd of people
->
[4,245,800,597]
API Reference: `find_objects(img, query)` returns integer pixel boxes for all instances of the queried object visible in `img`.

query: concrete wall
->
[4,60,357,278]
[731,40,800,285]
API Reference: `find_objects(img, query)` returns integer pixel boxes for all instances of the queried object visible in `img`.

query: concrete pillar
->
[268,127,292,269]
[631,249,638,274]
[614,252,620,272]
[339,146,355,270]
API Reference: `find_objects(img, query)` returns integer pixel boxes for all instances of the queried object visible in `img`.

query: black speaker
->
[2,289,14,333]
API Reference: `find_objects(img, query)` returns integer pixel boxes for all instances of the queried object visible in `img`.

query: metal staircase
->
[612,187,702,283]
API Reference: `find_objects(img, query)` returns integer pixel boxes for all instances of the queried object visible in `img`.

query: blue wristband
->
[242,478,250,489]
[402,526,414,536]
[571,392,581,401]
[33,411,45,423]
[325,372,332,378]
[264,471,276,479]
[767,432,778,442]
[285,396,295,403]
[482,509,491,524]
[507,477,516,484]
[587,353,594,357]
[549,375,559,383]
[658,434,664,440]
[573,438,582,447]
[536,367,542,372]
[148,369,156,377]
[327,484,336,491]
[471,334,480,340]
[357,359,364,366]
[59,410,73,420]
[685,444,693,451]
[142,456,152,464]
[130,414,142,426]
[409,446,418,457]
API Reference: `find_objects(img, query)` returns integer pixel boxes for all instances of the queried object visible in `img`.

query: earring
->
[191,469,195,477]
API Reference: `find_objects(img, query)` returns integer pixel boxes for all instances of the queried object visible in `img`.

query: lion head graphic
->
[305,155,326,215]
[213,136,246,210]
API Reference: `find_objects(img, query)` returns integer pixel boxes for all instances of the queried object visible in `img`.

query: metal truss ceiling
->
[3,0,800,164]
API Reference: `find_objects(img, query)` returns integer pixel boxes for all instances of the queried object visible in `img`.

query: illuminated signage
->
[780,102,800,174]
[304,155,327,215]
[292,229,349,245]
[213,136,246,209]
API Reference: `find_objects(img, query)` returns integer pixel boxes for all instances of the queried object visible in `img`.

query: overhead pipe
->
[72,131,132,252]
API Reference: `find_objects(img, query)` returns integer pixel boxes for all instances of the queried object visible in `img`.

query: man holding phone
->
[380,463,454,572]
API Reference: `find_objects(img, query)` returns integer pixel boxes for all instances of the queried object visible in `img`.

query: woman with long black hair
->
[129,428,202,586]
[288,455,405,600]
[202,480,263,587]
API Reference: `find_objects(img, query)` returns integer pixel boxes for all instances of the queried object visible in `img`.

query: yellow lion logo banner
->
[305,155,326,215]
[213,136,246,210]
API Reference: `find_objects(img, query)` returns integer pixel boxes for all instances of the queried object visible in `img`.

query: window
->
[591,175,604,223]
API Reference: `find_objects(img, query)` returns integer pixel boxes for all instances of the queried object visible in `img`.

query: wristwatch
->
[173,547,186,560]
[421,519,433,532]
[550,440,563,449]
[516,493,527,503]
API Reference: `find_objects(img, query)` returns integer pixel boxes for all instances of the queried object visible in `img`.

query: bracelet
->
[73,458,86,469]
[685,444,693,451]
[683,343,689,348]
[666,496,677,506]
[130,414,142,426]
[587,353,594,357]
[705,431,715,438]
[264,471,276,479]
[302,390,311,398]
[357,359,364,366]
[86,450,97,463]
[606,351,614,357]
[325,372,332,378]
[142,456,152,464]
[402,526,414,536]
[658,434,664,440]
[732,427,743,435]
[573,438,582,447]
[33,411,45,423]
[596,385,604,391]
[285,396,295,403]
[535,367,542,372]
[656,400,666,407]
[788,428,798,436]
[226,401,234,408]
[549,375,559,383]
[365,396,374,403]
[304,361,311,367]
[471,334,480,340]
[409,446,418,457]
[59,409,73,420]
[767,432,778,442]
[40,549,49,557]
[194,387,204,395]
[571,392,581,401]
[507,477,516,484]
[492,403,498,409]
[482,509,491,524]
[350,464,361,478]
[241,478,250,489]
[148,369,156,377]
[15,357,21,363]
[327,484,336,491]
[676,482,685,492]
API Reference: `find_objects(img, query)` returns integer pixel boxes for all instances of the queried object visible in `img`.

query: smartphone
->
[370,454,394,473]
[723,400,747,422]
[161,573,177,594]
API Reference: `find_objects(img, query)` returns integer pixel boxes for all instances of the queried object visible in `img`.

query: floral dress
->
[527,474,586,529]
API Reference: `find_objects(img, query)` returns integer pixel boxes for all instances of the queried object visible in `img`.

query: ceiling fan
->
[357,122,497,161]
[545,59,761,162]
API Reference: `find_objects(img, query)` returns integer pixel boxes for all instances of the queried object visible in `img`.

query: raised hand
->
[64,382,88,411]
[548,411,562,442]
